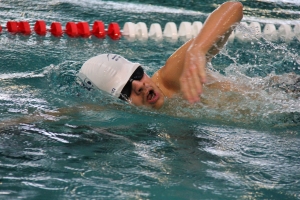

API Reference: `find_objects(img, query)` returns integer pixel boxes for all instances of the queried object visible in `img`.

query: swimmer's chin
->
[148,90,165,109]
[126,90,166,109]
[127,96,166,110]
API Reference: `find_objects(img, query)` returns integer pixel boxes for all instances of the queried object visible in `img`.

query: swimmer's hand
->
[180,48,207,103]
[178,2,243,104]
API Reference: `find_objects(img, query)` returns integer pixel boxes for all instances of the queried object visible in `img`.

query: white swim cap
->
[77,54,140,98]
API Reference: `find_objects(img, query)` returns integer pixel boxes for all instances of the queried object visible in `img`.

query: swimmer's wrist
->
[187,42,208,56]
[186,47,207,62]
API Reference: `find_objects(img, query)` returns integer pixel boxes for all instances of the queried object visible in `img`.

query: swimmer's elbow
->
[233,2,244,19]
[223,1,243,9]
[224,1,244,20]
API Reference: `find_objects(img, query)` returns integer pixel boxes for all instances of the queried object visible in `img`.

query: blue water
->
[0,0,300,199]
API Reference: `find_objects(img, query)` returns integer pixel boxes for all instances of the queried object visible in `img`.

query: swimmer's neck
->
[152,69,179,99]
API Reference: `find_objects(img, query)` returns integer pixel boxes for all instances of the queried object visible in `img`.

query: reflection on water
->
[2,119,299,199]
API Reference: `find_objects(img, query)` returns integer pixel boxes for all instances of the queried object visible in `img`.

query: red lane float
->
[50,22,63,37]
[77,21,91,37]
[0,25,2,33]
[92,21,106,38]
[66,22,78,37]
[7,21,31,35]
[107,22,121,40]
[3,20,122,40]
[34,20,47,35]
[19,21,31,35]
[7,21,19,33]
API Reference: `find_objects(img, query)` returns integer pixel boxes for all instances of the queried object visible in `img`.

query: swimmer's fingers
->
[197,55,207,84]
[180,74,193,102]
[188,65,202,102]
[181,52,207,103]
[180,63,202,103]
[187,48,207,82]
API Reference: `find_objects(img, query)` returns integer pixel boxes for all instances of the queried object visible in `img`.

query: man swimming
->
[77,1,244,109]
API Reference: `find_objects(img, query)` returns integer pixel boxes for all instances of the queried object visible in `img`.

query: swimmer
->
[77,1,244,109]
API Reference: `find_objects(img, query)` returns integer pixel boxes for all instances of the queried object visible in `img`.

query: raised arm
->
[153,1,243,102]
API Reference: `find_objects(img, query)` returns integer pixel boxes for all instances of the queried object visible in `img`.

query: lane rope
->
[0,20,299,42]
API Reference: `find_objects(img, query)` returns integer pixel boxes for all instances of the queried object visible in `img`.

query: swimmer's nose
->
[131,80,145,95]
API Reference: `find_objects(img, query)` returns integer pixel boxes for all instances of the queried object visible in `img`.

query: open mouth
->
[146,89,159,103]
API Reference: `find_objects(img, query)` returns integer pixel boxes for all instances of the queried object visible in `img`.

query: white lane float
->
[192,21,203,37]
[294,23,300,42]
[249,22,262,39]
[135,22,148,39]
[122,22,136,38]
[278,24,293,42]
[235,22,251,42]
[163,22,178,40]
[178,22,192,39]
[148,23,163,39]
[263,24,277,41]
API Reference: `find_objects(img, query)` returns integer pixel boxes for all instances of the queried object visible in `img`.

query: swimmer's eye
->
[119,66,144,101]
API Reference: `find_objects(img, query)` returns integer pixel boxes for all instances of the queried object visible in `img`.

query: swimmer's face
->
[127,73,165,109]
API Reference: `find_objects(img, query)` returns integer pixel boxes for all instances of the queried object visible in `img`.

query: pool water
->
[0,0,300,199]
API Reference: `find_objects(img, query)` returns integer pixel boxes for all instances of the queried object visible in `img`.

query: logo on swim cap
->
[77,54,140,98]
[111,88,116,94]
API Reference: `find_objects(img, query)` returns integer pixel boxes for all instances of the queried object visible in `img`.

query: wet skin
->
[128,73,165,109]
[126,2,244,109]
